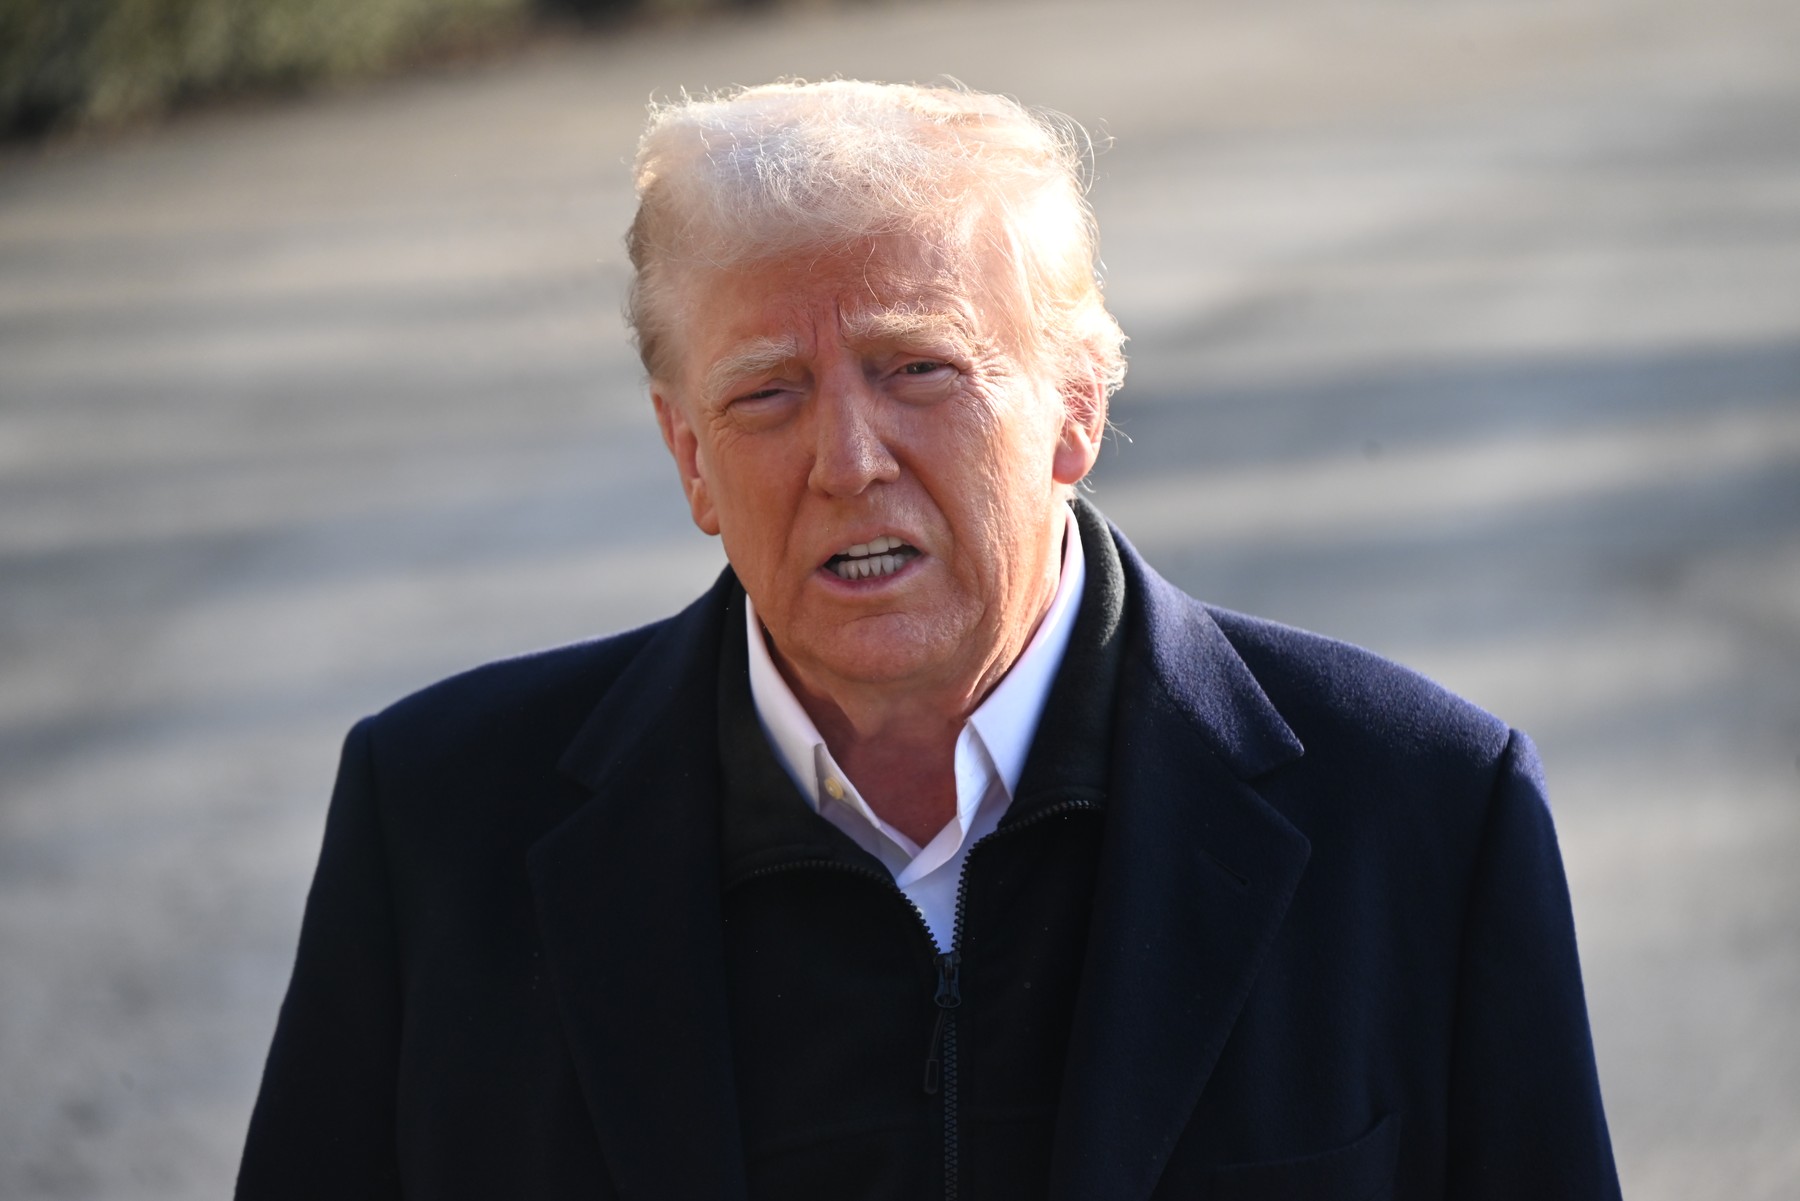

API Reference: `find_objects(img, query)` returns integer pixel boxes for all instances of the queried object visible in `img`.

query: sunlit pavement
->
[1,0,1796,1195]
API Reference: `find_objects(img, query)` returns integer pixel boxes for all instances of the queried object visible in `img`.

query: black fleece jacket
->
[716,499,1128,1200]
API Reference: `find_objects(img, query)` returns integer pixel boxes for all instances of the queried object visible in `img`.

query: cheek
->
[710,462,802,587]
[964,400,1062,505]
[932,394,1011,473]
[699,431,763,511]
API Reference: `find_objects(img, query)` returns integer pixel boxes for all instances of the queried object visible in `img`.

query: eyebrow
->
[702,336,801,408]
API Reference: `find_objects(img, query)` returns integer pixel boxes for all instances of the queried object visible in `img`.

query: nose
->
[807,383,899,498]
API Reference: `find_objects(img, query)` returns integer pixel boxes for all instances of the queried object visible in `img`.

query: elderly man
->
[239,81,1620,1200]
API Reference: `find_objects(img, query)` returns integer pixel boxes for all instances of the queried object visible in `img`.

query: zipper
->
[935,949,962,1198]
[738,796,1099,1201]
[922,950,961,1094]
[928,796,1100,1201]
[738,856,958,1193]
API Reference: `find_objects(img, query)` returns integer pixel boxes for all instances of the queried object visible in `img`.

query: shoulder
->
[1203,604,1511,774]
[1105,515,1512,787]
[371,620,663,749]
[363,567,736,762]
[328,582,733,862]
[1190,602,1541,889]
[349,582,728,820]
[327,626,656,837]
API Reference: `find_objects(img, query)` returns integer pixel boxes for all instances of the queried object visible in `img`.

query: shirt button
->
[823,777,845,801]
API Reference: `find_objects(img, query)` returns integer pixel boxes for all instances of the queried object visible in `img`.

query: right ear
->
[652,386,720,536]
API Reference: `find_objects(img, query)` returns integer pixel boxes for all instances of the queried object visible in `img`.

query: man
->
[239,80,1620,1199]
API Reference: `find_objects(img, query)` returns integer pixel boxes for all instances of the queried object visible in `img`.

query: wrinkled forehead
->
[660,232,1033,392]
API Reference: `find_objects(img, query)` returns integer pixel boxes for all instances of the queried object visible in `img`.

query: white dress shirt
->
[744,507,1087,951]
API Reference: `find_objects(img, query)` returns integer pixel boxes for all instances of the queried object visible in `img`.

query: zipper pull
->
[923,951,962,1094]
[933,950,962,1009]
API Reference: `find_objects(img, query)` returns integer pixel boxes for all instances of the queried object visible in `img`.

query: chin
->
[809,621,963,690]
[814,645,939,689]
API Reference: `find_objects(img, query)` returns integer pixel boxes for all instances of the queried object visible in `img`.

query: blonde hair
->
[625,79,1126,397]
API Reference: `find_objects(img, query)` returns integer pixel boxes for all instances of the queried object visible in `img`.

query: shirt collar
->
[745,504,1087,817]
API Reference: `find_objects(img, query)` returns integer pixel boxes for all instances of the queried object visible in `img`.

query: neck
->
[772,581,1056,847]
[789,684,965,846]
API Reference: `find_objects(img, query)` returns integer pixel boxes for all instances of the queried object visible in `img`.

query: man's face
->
[651,238,1104,710]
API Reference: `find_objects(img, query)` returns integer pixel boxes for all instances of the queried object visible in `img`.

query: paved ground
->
[1,0,1796,1195]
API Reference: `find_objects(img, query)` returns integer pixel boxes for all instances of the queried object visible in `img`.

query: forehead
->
[664,238,1022,386]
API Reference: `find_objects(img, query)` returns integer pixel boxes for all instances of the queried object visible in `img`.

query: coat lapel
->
[1049,529,1312,1201]
[528,574,749,1201]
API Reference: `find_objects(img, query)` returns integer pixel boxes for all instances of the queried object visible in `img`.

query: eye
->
[720,381,800,428]
[898,360,950,376]
[727,378,796,406]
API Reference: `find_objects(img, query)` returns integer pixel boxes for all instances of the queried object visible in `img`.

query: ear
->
[652,386,720,536]
[1051,362,1108,487]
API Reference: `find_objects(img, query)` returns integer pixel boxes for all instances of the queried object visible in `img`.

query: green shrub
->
[1,0,531,136]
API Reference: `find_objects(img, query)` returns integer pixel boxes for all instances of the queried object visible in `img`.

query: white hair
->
[625,79,1126,399]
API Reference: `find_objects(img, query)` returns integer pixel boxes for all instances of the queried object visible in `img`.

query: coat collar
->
[531,508,1310,1201]
[715,499,1136,887]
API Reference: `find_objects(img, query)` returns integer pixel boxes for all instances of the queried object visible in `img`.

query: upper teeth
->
[841,535,904,558]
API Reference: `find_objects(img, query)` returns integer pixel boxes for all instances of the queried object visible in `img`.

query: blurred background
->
[1,0,1796,1195]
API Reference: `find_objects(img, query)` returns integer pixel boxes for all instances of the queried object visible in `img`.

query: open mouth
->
[825,535,921,581]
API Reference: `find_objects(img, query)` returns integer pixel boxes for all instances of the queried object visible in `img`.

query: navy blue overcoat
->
[239,511,1620,1200]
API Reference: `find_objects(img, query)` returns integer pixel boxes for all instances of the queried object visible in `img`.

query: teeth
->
[841,535,902,558]
[828,547,915,581]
